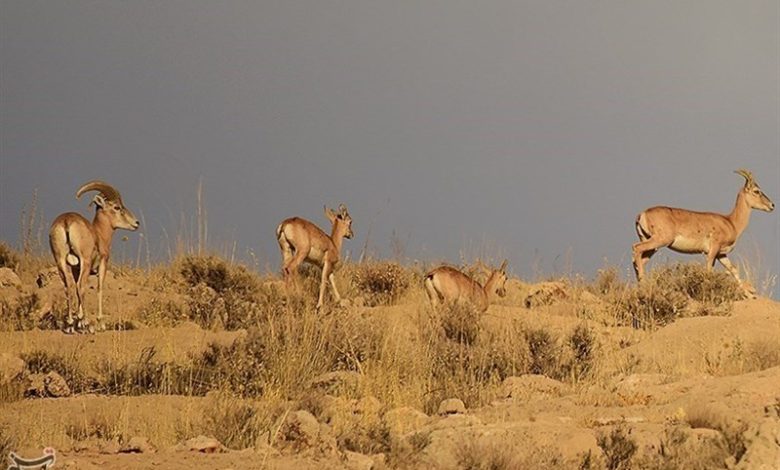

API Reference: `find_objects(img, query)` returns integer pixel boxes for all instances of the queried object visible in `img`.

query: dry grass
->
[599,263,744,330]
[0,242,20,271]
[350,260,416,306]
[635,427,730,470]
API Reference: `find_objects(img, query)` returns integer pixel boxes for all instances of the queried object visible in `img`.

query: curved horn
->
[76,180,123,203]
[734,169,754,187]
[499,259,508,271]
[338,203,348,216]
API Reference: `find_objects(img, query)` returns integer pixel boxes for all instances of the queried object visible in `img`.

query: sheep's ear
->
[92,195,106,208]
[325,206,337,224]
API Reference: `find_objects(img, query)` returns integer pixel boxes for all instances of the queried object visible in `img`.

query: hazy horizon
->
[1,2,778,288]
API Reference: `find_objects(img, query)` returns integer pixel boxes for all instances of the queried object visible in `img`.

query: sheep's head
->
[76,180,140,230]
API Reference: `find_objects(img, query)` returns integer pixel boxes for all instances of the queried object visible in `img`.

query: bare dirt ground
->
[1,256,779,469]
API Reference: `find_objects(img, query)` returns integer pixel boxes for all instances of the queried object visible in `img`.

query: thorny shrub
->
[351,261,414,306]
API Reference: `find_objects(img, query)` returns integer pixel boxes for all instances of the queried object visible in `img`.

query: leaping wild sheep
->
[632,169,774,298]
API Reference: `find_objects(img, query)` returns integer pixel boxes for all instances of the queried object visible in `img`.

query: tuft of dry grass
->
[23,349,98,394]
[603,263,744,330]
[635,426,729,470]
[350,261,415,306]
[0,242,20,271]
[597,426,637,470]
[684,404,747,462]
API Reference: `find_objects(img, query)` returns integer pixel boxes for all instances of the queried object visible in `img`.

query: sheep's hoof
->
[63,326,75,335]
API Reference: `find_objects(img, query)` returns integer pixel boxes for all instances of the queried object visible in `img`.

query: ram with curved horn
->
[632,169,774,298]
[49,181,140,333]
[276,203,354,310]
[424,259,508,312]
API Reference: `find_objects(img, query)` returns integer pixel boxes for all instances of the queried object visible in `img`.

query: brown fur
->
[632,170,774,297]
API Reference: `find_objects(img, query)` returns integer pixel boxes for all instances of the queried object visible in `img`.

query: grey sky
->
[1,1,778,283]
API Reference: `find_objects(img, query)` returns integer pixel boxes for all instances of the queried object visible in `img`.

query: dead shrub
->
[566,324,597,381]
[653,263,742,306]
[136,298,187,327]
[0,242,20,271]
[0,426,14,461]
[457,439,572,470]
[591,266,623,296]
[597,426,637,470]
[684,405,747,462]
[387,431,431,468]
[202,394,268,450]
[22,350,97,394]
[745,339,780,372]
[635,426,729,470]
[526,327,561,377]
[65,412,125,443]
[440,302,482,345]
[352,261,414,306]
[178,255,263,330]
[98,346,208,396]
[609,282,687,329]
[608,263,744,330]
[0,293,45,331]
[425,319,530,412]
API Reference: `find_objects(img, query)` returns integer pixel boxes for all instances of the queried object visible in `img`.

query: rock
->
[0,267,21,289]
[344,450,374,470]
[437,398,466,416]
[310,371,360,395]
[24,373,47,397]
[278,410,322,448]
[735,418,780,470]
[500,375,571,400]
[0,353,25,385]
[383,407,430,439]
[44,371,71,398]
[184,435,224,453]
[523,281,568,308]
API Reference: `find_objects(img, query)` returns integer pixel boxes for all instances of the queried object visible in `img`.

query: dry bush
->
[194,307,384,399]
[22,350,98,394]
[608,282,688,329]
[424,316,531,412]
[744,339,780,371]
[0,242,20,271]
[685,405,747,462]
[0,292,49,331]
[338,417,391,455]
[635,427,729,470]
[97,346,210,396]
[198,393,271,450]
[440,302,482,345]
[386,431,431,468]
[591,266,624,296]
[597,426,637,470]
[0,426,16,459]
[653,263,742,306]
[351,261,414,306]
[65,412,125,443]
[566,324,597,381]
[525,327,562,377]
[136,298,187,327]
[607,263,745,330]
[176,255,265,330]
[456,439,574,470]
